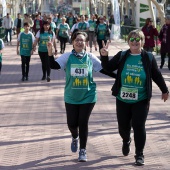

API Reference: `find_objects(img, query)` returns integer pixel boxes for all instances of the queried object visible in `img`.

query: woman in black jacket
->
[100,29,169,166]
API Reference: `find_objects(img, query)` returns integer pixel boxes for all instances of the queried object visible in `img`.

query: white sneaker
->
[78,149,87,162]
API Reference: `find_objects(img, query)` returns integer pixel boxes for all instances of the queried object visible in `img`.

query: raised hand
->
[47,41,53,56]
[100,41,110,56]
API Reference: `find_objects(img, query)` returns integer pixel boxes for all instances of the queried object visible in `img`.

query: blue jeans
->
[5,29,12,42]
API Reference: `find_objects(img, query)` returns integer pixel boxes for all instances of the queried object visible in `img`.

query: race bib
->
[89,27,95,31]
[71,64,88,77]
[120,87,138,100]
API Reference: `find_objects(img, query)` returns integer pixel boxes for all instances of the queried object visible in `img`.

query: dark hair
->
[24,22,30,27]
[40,21,52,34]
[71,31,88,42]
[145,18,153,25]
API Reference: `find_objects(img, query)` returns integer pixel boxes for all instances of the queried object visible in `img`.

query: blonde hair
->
[62,17,66,21]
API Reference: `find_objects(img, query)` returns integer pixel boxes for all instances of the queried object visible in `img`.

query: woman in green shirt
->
[33,21,57,82]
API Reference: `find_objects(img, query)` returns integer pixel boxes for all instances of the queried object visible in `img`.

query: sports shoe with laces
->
[122,139,131,156]
[78,149,87,162]
[135,154,145,166]
[71,137,79,152]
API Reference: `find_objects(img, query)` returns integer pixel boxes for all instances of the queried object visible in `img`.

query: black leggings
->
[59,36,67,52]
[116,98,150,155]
[21,56,31,77]
[38,51,51,77]
[160,52,170,69]
[65,102,95,149]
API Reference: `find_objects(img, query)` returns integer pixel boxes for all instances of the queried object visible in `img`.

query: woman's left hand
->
[162,93,169,102]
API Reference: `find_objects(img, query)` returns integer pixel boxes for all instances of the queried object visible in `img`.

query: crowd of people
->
[0,11,169,166]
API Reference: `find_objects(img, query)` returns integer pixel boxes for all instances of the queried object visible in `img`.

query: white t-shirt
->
[56,52,102,72]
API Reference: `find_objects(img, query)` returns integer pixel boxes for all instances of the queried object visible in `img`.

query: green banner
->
[140,18,146,27]
[140,3,149,13]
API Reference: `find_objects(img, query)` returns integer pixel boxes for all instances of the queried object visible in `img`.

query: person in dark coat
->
[142,18,158,52]
[158,15,170,69]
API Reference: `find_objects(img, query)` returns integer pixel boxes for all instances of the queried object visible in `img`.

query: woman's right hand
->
[100,41,110,56]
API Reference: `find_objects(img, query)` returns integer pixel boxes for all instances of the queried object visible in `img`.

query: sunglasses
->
[129,37,141,42]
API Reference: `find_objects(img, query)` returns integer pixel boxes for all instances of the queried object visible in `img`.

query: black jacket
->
[101,49,168,101]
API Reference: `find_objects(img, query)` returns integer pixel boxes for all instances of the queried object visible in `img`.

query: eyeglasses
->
[129,37,141,42]
[74,39,85,43]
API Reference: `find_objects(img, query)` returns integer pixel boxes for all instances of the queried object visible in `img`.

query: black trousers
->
[38,51,51,77]
[116,98,150,155]
[21,56,31,77]
[160,52,170,69]
[65,102,95,149]
[59,36,67,52]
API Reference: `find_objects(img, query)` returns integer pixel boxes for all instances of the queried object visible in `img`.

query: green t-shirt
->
[58,24,69,38]
[50,22,56,32]
[64,53,97,104]
[56,18,62,27]
[68,17,74,29]
[88,20,96,32]
[20,32,33,56]
[35,20,40,29]
[97,24,107,40]
[38,32,53,52]
[78,22,88,31]
[117,54,147,103]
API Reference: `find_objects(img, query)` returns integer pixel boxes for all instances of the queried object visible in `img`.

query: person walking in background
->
[56,17,70,54]
[77,15,89,34]
[0,38,5,75]
[55,13,62,43]
[23,13,34,31]
[66,12,76,30]
[14,13,23,38]
[17,22,35,81]
[100,29,169,166]
[33,21,57,82]
[47,31,116,162]
[88,14,97,52]
[2,13,14,45]
[142,18,158,52]
[158,15,170,70]
[109,14,115,30]
[96,15,111,56]
[47,15,56,33]
[33,14,43,36]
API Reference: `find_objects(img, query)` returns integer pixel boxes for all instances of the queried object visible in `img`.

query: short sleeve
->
[88,53,102,72]
[56,52,71,69]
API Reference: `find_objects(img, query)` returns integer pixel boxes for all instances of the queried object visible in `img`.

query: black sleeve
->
[49,56,61,69]
[151,56,169,93]
[99,69,117,78]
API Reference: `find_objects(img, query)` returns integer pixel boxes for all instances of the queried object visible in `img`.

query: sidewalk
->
[0,36,170,170]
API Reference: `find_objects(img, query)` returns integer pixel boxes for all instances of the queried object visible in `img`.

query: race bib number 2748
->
[120,87,138,100]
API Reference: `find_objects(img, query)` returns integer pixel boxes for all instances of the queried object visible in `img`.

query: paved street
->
[0,35,170,170]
